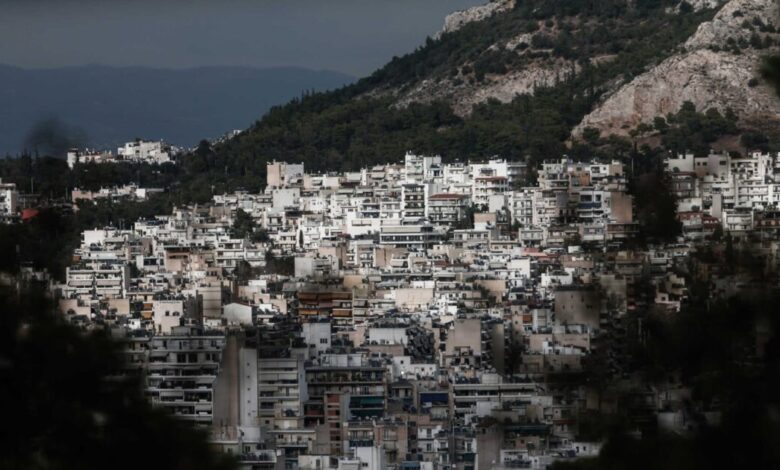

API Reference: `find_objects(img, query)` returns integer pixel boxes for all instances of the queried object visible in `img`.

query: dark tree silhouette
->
[0,287,236,470]
[631,170,682,243]
[553,287,780,469]
[762,55,780,96]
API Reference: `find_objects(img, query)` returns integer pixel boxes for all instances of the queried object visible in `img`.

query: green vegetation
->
[0,100,760,281]
[231,208,269,242]
[554,285,780,470]
[584,100,776,161]
[762,55,780,96]
[0,197,174,280]
[0,208,80,278]
[0,1,741,279]
[0,1,721,199]
[0,286,236,470]
[0,154,185,202]
[631,171,682,243]
[360,0,706,89]
[209,0,715,180]
[654,102,740,156]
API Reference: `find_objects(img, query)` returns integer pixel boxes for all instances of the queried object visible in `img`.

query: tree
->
[0,286,236,470]
[762,55,780,96]
[653,116,669,133]
[725,232,735,273]
[553,289,780,470]
[582,127,602,145]
[659,103,739,156]
[234,260,254,284]
[632,171,681,243]
[231,209,256,240]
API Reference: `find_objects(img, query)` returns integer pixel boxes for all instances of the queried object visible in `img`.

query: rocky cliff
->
[393,58,576,116]
[574,0,780,136]
[394,13,578,116]
[390,0,734,118]
[210,0,776,175]
[436,0,515,38]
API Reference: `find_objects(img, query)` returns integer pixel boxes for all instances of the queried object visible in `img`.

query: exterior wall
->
[609,192,633,223]
[367,327,408,346]
[153,299,184,334]
[223,302,253,326]
[394,288,434,310]
[303,321,332,355]
[239,348,258,427]
[446,319,482,357]
[198,284,223,319]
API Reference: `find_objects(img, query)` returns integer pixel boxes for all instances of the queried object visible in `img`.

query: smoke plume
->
[23,117,87,158]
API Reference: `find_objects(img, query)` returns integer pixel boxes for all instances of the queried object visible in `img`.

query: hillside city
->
[2,0,780,468]
[3,147,779,469]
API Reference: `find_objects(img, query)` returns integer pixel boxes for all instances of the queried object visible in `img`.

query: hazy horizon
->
[0,65,355,155]
[0,0,483,78]
[0,0,486,154]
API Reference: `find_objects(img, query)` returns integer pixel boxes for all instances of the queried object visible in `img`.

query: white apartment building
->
[257,357,309,428]
[0,179,19,219]
[65,261,131,300]
[117,139,175,164]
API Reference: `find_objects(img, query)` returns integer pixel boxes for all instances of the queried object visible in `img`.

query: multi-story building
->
[428,193,469,225]
[117,139,175,164]
[51,151,714,469]
[0,178,19,221]
[125,326,226,425]
[257,357,308,429]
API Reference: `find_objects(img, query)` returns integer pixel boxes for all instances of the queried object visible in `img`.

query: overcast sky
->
[0,0,483,77]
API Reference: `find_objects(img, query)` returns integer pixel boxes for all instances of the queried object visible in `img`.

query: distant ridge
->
[0,64,354,155]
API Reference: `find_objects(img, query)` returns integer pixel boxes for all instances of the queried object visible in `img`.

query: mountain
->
[389,0,780,123]
[385,0,779,125]
[210,0,765,180]
[0,65,354,155]
[575,0,780,136]
[59,0,774,201]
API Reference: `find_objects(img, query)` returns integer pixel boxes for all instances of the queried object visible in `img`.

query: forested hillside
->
[200,0,721,189]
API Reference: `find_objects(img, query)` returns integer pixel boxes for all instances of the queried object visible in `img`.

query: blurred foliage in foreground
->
[0,286,236,470]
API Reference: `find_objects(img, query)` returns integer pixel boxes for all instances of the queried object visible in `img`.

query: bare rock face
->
[685,0,767,48]
[669,0,724,13]
[506,33,534,51]
[689,0,724,10]
[394,13,571,116]
[394,59,576,116]
[436,0,515,38]
[574,0,780,137]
